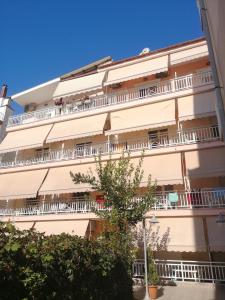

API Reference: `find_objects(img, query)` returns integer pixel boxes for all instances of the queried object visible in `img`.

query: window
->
[72,192,89,201]
[148,129,168,148]
[139,85,158,98]
[26,197,39,207]
[36,148,49,161]
[75,142,92,157]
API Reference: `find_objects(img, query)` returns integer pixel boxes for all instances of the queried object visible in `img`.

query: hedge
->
[0,222,133,300]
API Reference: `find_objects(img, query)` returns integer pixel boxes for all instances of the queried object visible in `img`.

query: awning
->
[105,55,168,85]
[106,100,175,135]
[11,78,60,106]
[33,220,89,236]
[207,217,225,252]
[39,164,96,195]
[0,124,53,153]
[133,153,183,185]
[46,113,107,143]
[185,148,225,178]
[178,91,216,121]
[147,217,206,252]
[53,72,106,100]
[16,220,89,236]
[170,44,208,65]
[0,169,48,200]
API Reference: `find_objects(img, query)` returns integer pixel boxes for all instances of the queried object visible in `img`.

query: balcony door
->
[148,128,169,148]
[75,142,92,157]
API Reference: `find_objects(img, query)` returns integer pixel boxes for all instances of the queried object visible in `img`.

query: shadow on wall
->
[134,223,170,255]
[189,89,225,263]
[214,283,225,300]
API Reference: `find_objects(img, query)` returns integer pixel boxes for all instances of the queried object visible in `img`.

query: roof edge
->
[61,56,112,80]
[99,37,206,70]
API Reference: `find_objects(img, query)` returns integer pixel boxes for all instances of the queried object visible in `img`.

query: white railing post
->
[181,261,184,281]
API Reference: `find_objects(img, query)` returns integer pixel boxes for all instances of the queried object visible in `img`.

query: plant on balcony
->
[147,247,160,299]
[54,97,64,106]
[70,152,156,295]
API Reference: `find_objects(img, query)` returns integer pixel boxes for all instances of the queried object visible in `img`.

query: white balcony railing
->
[0,125,221,169]
[0,190,225,217]
[8,71,214,127]
[133,260,225,283]
[152,189,225,209]
[0,200,100,217]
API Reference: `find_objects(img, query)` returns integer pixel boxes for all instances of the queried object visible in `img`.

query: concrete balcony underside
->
[7,71,214,130]
[0,126,223,172]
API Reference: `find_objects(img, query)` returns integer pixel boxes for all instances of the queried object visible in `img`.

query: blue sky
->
[1,0,202,112]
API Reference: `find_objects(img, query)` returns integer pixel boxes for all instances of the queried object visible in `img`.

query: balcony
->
[7,71,214,127]
[133,259,225,283]
[0,125,221,169]
[1,190,225,217]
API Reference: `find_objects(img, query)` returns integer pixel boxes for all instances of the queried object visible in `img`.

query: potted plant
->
[148,249,160,299]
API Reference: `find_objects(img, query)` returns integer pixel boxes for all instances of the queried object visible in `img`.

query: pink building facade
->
[0,38,225,281]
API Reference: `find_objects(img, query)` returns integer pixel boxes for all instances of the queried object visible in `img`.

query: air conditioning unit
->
[155,71,169,79]
[111,83,121,89]
[24,103,37,112]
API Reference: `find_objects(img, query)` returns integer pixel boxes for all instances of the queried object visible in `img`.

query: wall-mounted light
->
[149,214,159,224]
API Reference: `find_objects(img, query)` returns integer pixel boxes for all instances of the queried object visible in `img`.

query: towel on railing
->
[168,192,179,203]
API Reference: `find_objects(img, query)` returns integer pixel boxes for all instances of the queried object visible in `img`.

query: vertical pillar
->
[202,216,212,262]
[61,142,64,159]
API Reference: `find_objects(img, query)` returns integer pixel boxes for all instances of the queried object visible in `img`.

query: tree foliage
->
[70,152,156,233]
[70,152,156,275]
[0,222,133,300]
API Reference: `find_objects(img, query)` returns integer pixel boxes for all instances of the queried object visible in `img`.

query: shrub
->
[147,247,159,286]
[0,222,133,300]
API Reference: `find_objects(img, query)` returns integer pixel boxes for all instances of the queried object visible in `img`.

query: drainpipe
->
[197,0,225,140]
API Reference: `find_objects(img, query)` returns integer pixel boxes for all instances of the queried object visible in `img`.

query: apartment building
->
[0,37,225,281]
[197,0,225,139]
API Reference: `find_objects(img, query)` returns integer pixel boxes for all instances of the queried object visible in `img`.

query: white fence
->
[0,125,221,169]
[0,199,104,217]
[152,189,225,209]
[7,71,213,127]
[0,190,225,217]
[133,260,225,283]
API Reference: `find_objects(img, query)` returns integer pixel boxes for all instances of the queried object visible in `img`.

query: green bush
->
[0,222,133,300]
[147,247,159,286]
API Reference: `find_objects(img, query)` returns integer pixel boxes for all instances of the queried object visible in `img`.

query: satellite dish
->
[139,48,150,55]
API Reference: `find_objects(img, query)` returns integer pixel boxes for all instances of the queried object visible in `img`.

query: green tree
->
[70,152,156,261]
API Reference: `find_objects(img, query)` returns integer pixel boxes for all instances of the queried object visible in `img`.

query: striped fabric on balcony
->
[170,44,208,65]
[178,90,216,121]
[39,164,96,196]
[46,113,108,143]
[0,124,53,153]
[53,72,106,100]
[105,55,168,85]
[0,169,48,200]
[185,147,225,178]
[106,100,176,135]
